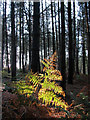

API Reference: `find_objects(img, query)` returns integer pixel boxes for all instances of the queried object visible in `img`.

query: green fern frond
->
[13,52,68,110]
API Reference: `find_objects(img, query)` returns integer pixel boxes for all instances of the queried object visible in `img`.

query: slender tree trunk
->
[85,3,89,33]
[76,26,79,75]
[51,2,55,54]
[82,18,86,74]
[85,2,90,84]
[87,32,90,83]
[11,2,16,80]
[88,2,90,78]
[19,3,21,70]
[42,1,46,58]
[45,0,49,56]
[31,2,40,73]
[54,2,58,53]
[73,2,76,73]
[58,1,61,71]
[5,2,9,73]
[68,1,73,84]
[29,2,31,71]
[61,2,66,90]
[2,2,5,70]
[22,2,25,73]
[25,41,27,68]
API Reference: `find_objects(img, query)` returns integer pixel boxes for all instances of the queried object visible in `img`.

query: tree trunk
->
[2,2,5,70]
[88,2,90,79]
[76,26,79,75]
[11,2,16,80]
[68,1,73,84]
[73,2,76,73]
[5,2,9,73]
[45,0,49,56]
[31,2,40,73]
[85,2,90,84]
[29,2,31,71]
[22,3,24,72]
[61,2,66,90]
[54,2,58,53]
[87,33,90,84]
[51,2,55,54]
[25,40,27,68]
[82,18,86,74]
[58,1,61,71]
[19,2,21,70]
[42,1,46,59]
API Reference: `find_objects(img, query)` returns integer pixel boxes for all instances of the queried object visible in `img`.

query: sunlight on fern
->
[13,52,68,110]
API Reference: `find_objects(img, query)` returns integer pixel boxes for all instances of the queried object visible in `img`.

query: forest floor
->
[1,74,89,120]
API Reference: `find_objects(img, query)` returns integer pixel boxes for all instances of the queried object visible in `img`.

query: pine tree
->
[31,2,40,73]
[61,2,66,90]
[68,1,73,84]
[11,2,16,80]
[19,2,21,70]
[51,2,55,54]
[29,2,31,71]
[22,2,25,73]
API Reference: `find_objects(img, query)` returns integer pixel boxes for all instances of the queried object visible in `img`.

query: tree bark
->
[82,18,86,74]
[19,2,21,70]
[5,2,9,73]
[76,26,79,75]
[73,2,76,73]
[85,2,90,84]
[58,1,61,71]
[42,1,46,59]
[68,1,73,84]
[11,2,16,80]
[31,2,40,73]
[51,2,55,54]
[22,2,25,73]
[45,0,49,56]
[54,2,58,53]
[29,2,31,71]
[2,2,5,70]
[61,2,66,90]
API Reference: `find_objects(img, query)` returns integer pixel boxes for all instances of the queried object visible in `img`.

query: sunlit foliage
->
[13,52,68,110]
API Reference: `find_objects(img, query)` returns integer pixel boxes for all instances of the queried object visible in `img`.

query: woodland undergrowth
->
[2,52,89,119]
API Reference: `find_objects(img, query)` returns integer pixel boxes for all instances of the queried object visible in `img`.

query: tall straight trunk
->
[76,26,79,75]
[73,2,76,73]
[29,2,31,71]
[87,32,90,83]
[82,18,85,74]
[22,2,25,73]
[25,41,27,68]
[54,2,58,53]
[2,2,5,70]
[85,2,90,84]
[51,2,55,54]
[61,2,66,90]
[31,2,40,73]
[68,1,73,84]
[11,2,16,80]
[19,3,21,70]
[88,2,90,78]
[85,3,89,33]
[42,1,46,58]
[45,0,49,56]
[58,1,61,71]
[5,2,9,73]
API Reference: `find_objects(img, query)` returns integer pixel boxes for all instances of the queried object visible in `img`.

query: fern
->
[38,52,68,110]
[13,52,68,110]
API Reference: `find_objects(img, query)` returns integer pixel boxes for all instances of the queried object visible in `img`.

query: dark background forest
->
[1,0,90,88]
